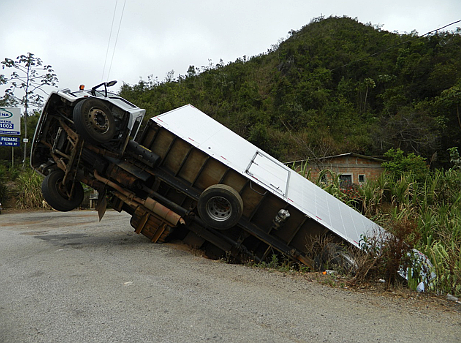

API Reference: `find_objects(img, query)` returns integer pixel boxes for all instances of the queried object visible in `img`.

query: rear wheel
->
[41,169,84,212]
[197,184,243,230]
[73,98,116,144]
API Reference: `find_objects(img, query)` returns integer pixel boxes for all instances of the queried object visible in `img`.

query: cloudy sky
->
[1,0,460,94]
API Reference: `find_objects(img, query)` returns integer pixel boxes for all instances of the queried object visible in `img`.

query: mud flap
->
[96,190,107,221]
[130,207,176,243]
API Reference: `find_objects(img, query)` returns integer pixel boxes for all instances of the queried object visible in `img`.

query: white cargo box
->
[152,104,382,248]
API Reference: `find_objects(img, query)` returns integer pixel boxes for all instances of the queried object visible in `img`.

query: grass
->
[249,254,298,274]
[0,163,44,209]
[15,167,44,209]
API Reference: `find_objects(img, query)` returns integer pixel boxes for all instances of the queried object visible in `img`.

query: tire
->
[73,98,116,144]
[41,169,84,212]
[197,184,243,230]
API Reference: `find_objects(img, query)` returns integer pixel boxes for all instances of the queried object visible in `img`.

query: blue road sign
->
[0,136,20,147]
[0,108,21,135]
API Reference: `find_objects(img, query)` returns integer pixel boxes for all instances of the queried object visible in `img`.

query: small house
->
[289,153,386,186]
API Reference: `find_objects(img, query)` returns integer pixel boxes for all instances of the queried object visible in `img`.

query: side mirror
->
[90,80,118,97]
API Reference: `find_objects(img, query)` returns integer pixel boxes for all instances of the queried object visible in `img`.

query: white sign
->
[0,107,21,135]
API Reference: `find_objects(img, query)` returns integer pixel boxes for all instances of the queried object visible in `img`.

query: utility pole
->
[23,62,30,166]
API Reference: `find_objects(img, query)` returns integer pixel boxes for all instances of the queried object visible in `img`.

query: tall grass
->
[15,168,43,209]
[425,240,461,296]
[295,164,461,296]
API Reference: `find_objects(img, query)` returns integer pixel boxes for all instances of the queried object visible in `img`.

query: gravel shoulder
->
[0,210,460,343]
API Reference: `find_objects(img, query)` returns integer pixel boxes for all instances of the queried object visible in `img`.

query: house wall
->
[304,155,385,184]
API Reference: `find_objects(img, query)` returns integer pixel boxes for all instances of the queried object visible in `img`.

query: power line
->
[422,19,461,36]
[107,0,127,81]
[102,0,118,82]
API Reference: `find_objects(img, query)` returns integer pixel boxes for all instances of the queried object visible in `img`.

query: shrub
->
[354,215,421,288]
[0,164,9,204]
[382,148,428,181]
[0,181,6,204]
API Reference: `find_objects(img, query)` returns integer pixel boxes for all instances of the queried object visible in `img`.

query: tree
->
[0,53,58,164]
[382,148,428,181]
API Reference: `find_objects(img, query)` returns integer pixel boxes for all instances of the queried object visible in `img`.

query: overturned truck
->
[31,81,381,268]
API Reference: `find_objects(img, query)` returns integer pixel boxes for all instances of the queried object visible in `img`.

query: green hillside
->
[120,16,461,166]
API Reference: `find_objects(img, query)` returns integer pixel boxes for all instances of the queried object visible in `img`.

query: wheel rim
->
[205,196,232,222]
[86,107,110,134]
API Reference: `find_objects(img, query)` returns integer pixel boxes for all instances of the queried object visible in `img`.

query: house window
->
[339,174,352,188]
[358,174,366,183]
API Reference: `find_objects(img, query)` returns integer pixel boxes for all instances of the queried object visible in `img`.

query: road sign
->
[0,136,20,147]
[0,107,21,135]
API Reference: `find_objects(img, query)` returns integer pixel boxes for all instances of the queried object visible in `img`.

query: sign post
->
[0,107,22,167]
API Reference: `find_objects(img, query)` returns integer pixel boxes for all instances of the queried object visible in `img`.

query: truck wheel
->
[73,98,116,144]
[197,184,243,230]
[42,169,84,212]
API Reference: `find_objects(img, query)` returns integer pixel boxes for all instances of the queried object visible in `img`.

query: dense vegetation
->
[308,148,461,296]
[120,16,461,166]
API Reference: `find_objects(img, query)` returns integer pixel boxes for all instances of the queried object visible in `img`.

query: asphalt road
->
[0,210,460,343]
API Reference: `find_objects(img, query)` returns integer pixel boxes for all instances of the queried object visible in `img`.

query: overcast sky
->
[1,0,460,94]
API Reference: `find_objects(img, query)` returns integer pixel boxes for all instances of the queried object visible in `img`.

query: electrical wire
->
[107,0,127,81]
[422,19,461,36]
[101,0,118,82]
